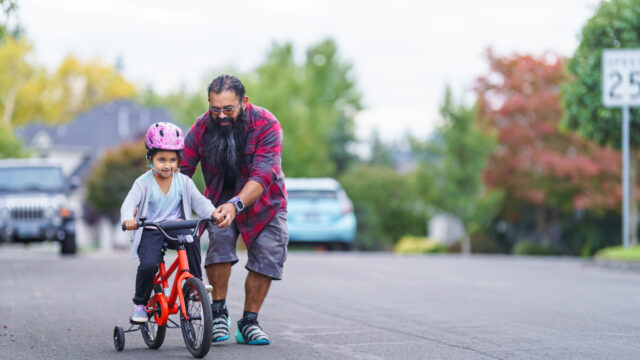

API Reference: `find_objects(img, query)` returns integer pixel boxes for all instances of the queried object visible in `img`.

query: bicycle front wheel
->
[180,277,213,358]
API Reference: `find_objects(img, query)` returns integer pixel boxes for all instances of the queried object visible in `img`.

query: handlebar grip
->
[121,221,144,231]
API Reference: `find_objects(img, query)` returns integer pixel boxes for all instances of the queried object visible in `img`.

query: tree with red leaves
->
[475,50,622,248]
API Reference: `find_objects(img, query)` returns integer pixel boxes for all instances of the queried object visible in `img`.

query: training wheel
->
[113,326,125,351]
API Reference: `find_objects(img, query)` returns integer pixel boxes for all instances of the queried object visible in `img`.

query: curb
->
[586,258,640,273]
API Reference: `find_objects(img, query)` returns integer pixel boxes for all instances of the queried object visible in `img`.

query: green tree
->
[137,85,206,128]
[561,0,640,245]
[413,88,503,253]
[0,0,18,40]
[139,39,361,178]
[368,130,393,167]
[245,38,362,177]
[0,123,23,158]
[302,39,362,173]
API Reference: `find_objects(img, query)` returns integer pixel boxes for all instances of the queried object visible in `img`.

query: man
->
[180,75,288,345]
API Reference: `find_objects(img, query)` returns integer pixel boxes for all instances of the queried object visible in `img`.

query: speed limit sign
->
[601,49,640,249]
[602,49,640,107]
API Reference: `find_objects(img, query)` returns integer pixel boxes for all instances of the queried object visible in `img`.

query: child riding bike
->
[120,122,221,324]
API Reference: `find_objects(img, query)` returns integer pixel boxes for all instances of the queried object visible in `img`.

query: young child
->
[120,122,218,323]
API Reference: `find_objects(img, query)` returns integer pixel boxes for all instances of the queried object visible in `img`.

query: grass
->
[595,245,640,261]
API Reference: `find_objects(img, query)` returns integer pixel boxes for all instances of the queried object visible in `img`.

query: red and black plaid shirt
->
[180,102,287,247]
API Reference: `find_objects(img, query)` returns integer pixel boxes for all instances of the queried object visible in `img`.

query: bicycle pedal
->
[206,285,213,293]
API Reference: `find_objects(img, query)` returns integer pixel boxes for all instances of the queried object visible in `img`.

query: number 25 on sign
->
[602,49,640,107]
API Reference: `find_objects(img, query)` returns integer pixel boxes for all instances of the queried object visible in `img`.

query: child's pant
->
[133,228,202,305]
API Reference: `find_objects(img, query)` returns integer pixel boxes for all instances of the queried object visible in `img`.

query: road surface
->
[0,246,638,359]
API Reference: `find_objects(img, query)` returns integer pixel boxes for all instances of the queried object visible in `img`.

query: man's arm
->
[215,180,263,228]
[246,121,283,192]
[180,125,200,177]
[214,120,283,228]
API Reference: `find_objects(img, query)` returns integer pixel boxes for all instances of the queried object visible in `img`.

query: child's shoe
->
[130,304,148,323]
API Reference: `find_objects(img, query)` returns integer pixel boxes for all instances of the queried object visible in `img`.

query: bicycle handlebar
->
[121,218,216,243]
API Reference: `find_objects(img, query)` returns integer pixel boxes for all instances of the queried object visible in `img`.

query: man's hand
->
[213,203,237,228]
[124,219,138,230]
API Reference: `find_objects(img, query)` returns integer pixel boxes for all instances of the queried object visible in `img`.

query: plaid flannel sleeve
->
[248,120,283,192]
[180,124,200,177]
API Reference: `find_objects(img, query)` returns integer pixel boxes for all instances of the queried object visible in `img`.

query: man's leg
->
[203,222,239,342]
[237,210,288,345]
[244,270,272,312]
[207,262,231,300]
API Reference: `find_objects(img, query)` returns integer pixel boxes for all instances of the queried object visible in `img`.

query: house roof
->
[15,100,176,178]
[16,100,174,155]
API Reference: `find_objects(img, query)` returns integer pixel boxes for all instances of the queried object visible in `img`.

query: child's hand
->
[124,219,138,230]
[212,212,224,225]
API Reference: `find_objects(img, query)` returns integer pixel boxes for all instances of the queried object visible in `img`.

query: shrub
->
[393,235,446,254]
[595,245,640,261]
[339,165,431,250]
[513,241,554,256]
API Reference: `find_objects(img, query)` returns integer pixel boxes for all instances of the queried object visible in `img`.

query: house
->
[15,99,173,179]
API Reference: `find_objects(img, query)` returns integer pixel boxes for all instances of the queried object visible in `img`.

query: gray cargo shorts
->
[204,210,289,280]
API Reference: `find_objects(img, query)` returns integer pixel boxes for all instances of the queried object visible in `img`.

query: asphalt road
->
[0,246,639,360]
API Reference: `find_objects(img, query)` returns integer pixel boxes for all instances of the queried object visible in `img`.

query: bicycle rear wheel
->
[141,311,166,348]
[180,277,213,358]
[141,287,167,349]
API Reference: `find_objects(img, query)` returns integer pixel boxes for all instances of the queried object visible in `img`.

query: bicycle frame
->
[149,247,193,325]
[125,218,210,327]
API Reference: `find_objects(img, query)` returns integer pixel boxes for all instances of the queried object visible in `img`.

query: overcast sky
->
[16,0,599,143]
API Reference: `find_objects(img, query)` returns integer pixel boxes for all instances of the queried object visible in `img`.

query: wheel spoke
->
[185,286,205,348]
[180,279,212,357]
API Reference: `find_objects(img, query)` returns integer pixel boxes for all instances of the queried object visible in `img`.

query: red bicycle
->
[113,218,213,358]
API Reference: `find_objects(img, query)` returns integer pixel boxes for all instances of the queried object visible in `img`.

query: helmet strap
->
[146,157,159,175]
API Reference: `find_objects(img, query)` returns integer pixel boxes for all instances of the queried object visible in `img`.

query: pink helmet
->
[145,122,184,151]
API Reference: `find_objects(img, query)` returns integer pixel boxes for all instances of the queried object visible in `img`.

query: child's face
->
[152,150,179,178]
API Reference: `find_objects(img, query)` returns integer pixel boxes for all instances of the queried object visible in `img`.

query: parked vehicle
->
[285,178,356,250]
[0,159,78,255]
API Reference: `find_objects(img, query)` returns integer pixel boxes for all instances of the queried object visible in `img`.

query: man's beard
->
[203,108,247,177]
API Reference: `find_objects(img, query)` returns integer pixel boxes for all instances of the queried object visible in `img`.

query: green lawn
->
[595,245,640,261]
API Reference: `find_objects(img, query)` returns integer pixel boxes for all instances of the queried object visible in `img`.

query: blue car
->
[285,178,356,250]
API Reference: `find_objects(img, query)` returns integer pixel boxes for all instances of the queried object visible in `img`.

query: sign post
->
[602,49,640,248]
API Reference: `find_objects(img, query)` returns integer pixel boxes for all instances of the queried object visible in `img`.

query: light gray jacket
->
[120,171,215,260]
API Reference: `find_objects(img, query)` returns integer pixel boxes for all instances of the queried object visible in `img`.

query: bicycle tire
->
[113,326,125,351]
[180,277,213,358]
[141,304,166,349]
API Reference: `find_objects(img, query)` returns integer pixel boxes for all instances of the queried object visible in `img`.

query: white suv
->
[0,159,77,255]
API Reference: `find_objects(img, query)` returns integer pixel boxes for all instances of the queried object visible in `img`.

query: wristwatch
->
[227,196,245,213]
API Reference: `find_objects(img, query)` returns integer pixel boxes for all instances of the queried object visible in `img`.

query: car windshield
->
[287,190,338,200]
[0,167,65,192]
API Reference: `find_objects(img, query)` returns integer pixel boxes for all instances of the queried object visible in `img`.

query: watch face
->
[237,199,244,210]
